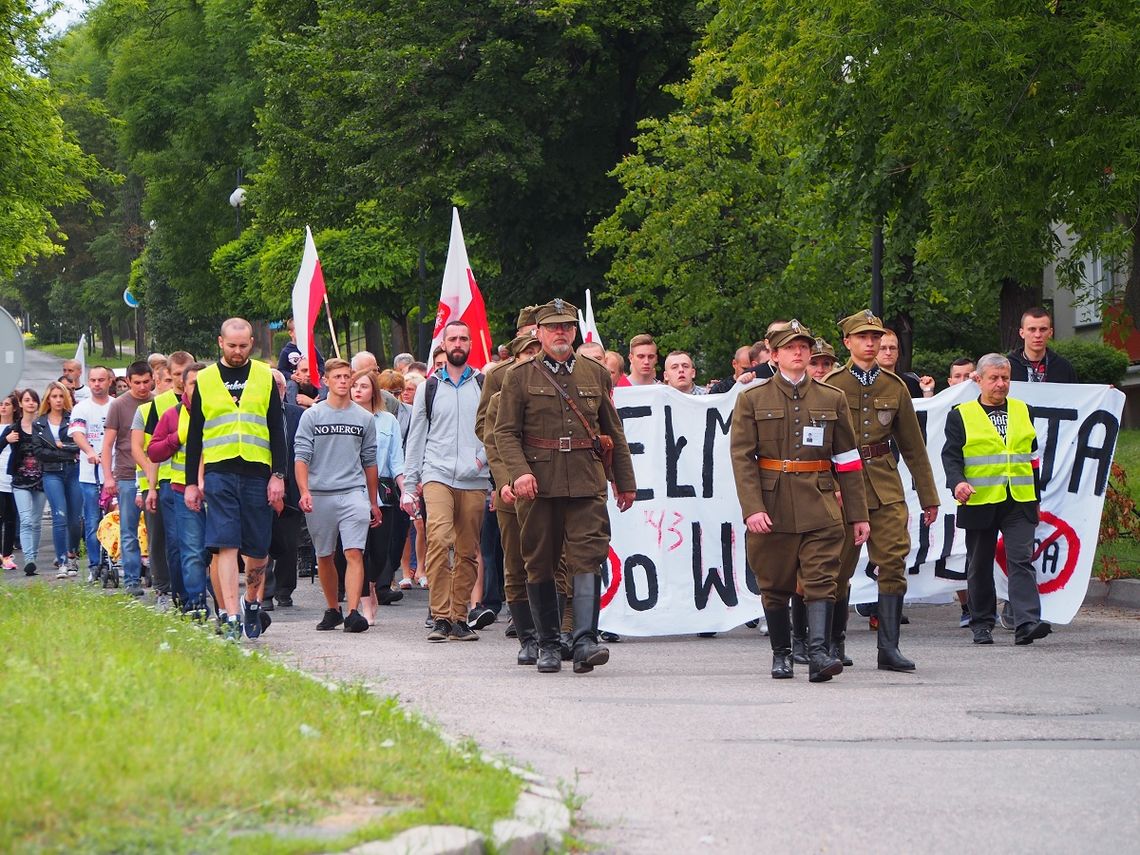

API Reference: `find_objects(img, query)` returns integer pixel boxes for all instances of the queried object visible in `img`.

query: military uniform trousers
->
[747,523,844,610]
[517,494,610,584]
[837,500,910,597]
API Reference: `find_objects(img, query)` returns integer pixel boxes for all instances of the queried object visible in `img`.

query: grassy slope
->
[0,585,519,853]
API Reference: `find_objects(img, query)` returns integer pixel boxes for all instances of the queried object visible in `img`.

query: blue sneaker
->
[241,596,262,640]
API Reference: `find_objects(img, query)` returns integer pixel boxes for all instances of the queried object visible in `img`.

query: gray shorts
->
[307,488,371,558]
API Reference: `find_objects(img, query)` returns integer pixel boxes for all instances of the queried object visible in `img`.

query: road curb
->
[1083,577,1140,609]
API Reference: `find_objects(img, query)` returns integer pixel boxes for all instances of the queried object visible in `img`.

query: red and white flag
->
[291,226,327,372]
[431,208,493,369]
[577,288,602,347]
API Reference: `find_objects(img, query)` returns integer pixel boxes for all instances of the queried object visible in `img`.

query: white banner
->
[600,381,1124,636]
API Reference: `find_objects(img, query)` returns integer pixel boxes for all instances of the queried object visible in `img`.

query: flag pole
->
[479,329,491,365]
[323,294,341,359]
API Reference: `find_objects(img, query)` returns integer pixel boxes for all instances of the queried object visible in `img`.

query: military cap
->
[765,320,790,340]
[534,298,579,326]
[810,337,836,360]
[839,309,885,337]
[508,332,540,358]
[767,318,814,350]
[516,305,539,330]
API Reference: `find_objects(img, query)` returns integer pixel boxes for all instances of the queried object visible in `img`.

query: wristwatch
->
[271,471,286,480]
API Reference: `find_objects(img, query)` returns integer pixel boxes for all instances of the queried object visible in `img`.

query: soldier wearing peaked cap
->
[475,305,539,442]
[826,310,940,672]
[730,319,870,682]
[495,299,637,674]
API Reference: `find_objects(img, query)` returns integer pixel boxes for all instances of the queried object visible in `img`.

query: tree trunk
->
[98,317,116,358]
[1123,216,1140,329]
[999,276,1042,351]
[390,317,409,358]
[887,310,915,372]
[364,319,385,367]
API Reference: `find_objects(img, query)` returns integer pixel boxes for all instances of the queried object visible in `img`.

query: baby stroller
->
[95,493,149,589]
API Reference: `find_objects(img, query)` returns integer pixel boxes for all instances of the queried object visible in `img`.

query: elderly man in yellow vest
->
[184,319,288,641]
[941,353,1051,646]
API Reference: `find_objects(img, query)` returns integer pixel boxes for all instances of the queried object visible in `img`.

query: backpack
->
[424,372,484,426]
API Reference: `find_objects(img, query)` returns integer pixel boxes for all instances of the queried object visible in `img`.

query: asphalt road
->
[14,347,65,397]
[255,582,1140,854]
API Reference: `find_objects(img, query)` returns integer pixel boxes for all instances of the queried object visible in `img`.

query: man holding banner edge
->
[730,320,870,683]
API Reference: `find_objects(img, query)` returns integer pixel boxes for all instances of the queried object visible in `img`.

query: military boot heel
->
[764,605,794,678]
[508,600,538,665]
[570,573,609,674]
[790,593,809,665]
[876,593,916,672]
[527,580,562,673]
[806,600,843,682]
[831,593,853,667]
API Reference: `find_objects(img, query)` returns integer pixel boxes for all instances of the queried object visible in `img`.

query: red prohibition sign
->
[600,547,622,609]
[995,510,1079,594]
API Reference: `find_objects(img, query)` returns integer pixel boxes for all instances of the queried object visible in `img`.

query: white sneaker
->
[758,618,769,636]
[154,593,172,613]
[55,567,68,579]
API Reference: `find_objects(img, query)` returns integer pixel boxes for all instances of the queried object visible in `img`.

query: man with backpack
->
[401,320,491,642]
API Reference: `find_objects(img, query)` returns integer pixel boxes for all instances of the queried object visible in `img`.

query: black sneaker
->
[23,562,36,577]
[449,620,479,641]
[468,605,495,630]
[316,608,344,631]
[343,609,369,633]
[424,613,435,630]
[276,595,293,607]
[599,631,621,643]
[427,619,452,642]
[972,626,994,645]
[377,589,404,605]
[261,598,275,612]
[259,610,272,633]
[505,620,517,638]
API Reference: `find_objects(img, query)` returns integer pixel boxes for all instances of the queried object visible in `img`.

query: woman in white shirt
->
[0,393,20,569]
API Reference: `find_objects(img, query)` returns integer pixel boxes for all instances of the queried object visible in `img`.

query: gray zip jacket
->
[403,367,490,493]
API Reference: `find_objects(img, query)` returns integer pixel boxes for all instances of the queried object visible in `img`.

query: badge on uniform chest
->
[802,425,824,447]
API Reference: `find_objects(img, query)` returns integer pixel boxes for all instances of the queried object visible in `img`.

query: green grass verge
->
[0,585,520,853]
[28,340,135,369]
[1113,427,1140,501]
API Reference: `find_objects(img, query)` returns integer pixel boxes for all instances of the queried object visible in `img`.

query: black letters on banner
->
[618,405,655,501]
[664,405,696,498]
[931,514,965,581]
[624,554,659,611]
[703,408,732,498]
[1069,410,1118,497]
[692,522,739,609]
[1028,405,1077,492]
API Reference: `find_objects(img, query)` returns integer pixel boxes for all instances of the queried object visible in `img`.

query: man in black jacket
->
[1007,307,1079,383]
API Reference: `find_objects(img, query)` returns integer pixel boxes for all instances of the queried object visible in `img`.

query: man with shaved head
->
[184,318,289,640]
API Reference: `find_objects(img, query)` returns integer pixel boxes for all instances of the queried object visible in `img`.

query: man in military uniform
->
[483,333,543,665]
[495,299,637,674]
[826,311,940,672]
[730,320,870,682]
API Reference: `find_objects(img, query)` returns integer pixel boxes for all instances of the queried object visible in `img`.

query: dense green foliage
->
[1051,338,1130,386]
[2,0,1138,368]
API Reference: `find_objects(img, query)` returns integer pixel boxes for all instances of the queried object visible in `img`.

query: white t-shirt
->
[69,398,113,484]
[0,423,11,492]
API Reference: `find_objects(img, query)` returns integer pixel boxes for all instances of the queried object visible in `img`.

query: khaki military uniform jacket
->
[482,391,516,516]
[475,356,513,443]
[496,355,636,498]
[825,362,940,509]
[730,373,869,532]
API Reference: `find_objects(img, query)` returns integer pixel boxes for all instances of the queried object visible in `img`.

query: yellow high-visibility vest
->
[170,405,191,487]
[958,397,1036,505]
[196,361,273,467]
[152,389,178,483]
[134,400,154,492]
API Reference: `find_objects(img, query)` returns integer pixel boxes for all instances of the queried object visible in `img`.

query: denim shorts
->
[203,471,274,559]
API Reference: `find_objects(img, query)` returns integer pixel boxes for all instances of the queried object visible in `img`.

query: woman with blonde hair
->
[349,369,405,624]
[33,381,83,576]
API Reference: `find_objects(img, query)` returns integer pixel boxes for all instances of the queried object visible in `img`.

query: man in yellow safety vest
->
[942,352,1051,647]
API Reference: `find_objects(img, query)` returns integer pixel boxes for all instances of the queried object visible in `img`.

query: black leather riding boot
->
[570,573,610,674]
[790,593,809,665]
[831,593,853,666]
[764,605,794,679]
[806,600,843,683]
[527,580,562,673]
[507,600,538,666]
[877,593,916,672]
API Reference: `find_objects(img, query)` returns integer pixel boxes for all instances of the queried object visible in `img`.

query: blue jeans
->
[170,487,208,609]
[43,466,82,566]
[117,480,142,587]
[159,482,186,602]
[13,487,46,565]
[80,482,102,570]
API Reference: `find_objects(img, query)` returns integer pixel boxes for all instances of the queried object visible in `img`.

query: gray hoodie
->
[403,367,490,493]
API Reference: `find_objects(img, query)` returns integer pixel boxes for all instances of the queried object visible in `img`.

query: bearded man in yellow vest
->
[942,353,1051,646]
[184,318,288,641]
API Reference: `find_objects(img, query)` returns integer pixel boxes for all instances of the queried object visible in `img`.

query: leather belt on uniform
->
[757,458,832,473]
[859,442,892,460]
[525,434,594,452]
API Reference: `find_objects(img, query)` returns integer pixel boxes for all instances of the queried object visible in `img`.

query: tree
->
[0,0,98,277]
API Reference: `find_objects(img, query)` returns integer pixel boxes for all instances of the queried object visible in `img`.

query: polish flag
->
[291,225,327,373]
[577,288,602,347]
[431,208,493,369]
